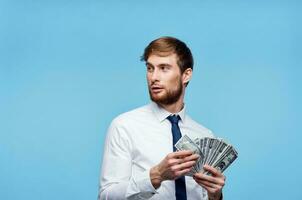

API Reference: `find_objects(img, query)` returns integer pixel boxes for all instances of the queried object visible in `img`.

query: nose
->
[149,68,160,83]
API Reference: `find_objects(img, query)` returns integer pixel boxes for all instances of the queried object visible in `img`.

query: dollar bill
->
[175,135,204,174]
[175,134,238,176]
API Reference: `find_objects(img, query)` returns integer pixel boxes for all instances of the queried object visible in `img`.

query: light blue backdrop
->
[1,0,301,199]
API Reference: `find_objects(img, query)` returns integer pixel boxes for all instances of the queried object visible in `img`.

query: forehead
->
[146,53,178,66]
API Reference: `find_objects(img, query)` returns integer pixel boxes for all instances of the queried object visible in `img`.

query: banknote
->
[175,135,204,174]
[175,135,238,176]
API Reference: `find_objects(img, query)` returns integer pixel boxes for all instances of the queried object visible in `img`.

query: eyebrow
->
[146,62,153,67]
[146,62,172,67]
[158,63,172,67]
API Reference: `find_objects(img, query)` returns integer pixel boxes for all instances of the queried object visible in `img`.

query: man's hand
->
[150,150,199,189]
[193,165,225,200]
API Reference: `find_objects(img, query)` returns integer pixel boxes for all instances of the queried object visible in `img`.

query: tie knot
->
[167,115,180,124]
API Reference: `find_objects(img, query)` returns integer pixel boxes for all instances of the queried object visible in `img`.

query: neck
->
[158,93,185,113]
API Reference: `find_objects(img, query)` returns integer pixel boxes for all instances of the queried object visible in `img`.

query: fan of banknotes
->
[175,135,238,176]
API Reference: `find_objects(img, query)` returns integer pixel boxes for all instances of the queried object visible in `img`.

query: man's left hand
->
[193,165,225,200]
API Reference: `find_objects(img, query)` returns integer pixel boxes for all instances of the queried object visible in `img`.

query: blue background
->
[1,0,301,199]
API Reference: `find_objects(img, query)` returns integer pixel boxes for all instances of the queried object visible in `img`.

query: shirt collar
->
[150,101,186,123]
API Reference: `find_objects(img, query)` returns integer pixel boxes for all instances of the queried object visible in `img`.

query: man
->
[98,37,225,200]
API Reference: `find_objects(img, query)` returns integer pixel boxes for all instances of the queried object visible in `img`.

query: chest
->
[128,119,205,168]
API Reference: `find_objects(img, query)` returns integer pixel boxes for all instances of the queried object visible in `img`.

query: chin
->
[151,94,165,103]
[151,96,164,102]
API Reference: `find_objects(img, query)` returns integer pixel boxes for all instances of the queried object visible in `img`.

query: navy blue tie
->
[167,115,187,200]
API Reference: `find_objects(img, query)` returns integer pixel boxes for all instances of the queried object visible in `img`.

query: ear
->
[182,68,192,85]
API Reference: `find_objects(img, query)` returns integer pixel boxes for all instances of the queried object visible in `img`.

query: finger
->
[172,160,196,171]
[194,179,218,189]
[196,179,223,197]
[182,153,199,162]
[194,172,215,181]
[167,156,196,167]
[196,181,215,191]
[174,167,192,178]
[203,165,223,177]
[167,158,185,166]
[194,173,226,188]
[171,154,199,168]
[198,182,216,194]
[172,150,194,158]
[194,173,223,185]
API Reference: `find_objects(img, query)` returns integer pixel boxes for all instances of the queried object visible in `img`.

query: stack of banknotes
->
[175,135,238,176]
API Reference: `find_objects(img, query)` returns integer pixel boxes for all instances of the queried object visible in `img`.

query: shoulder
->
[185,115,214,138]
[110,104,152,127]
[105,104,152,143]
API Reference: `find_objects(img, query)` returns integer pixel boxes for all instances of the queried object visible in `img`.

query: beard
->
[148,79,183,105]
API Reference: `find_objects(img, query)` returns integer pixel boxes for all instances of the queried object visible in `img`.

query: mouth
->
[150,85,164,93]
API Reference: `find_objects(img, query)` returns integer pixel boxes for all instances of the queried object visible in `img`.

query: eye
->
[160,65,169,71]
[146,65,154,72]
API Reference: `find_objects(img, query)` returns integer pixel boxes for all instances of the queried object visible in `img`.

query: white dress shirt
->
[99,102,214,200]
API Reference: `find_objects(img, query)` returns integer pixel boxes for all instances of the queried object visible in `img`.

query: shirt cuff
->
[126,169,158,199]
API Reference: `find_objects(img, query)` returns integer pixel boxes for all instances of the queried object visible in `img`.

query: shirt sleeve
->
[98,119,158,200]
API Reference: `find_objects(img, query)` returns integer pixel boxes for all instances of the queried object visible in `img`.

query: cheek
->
[146,74,151,83]
[168,75,181,87]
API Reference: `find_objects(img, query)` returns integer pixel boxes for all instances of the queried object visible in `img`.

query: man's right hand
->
[150,150,199,189]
